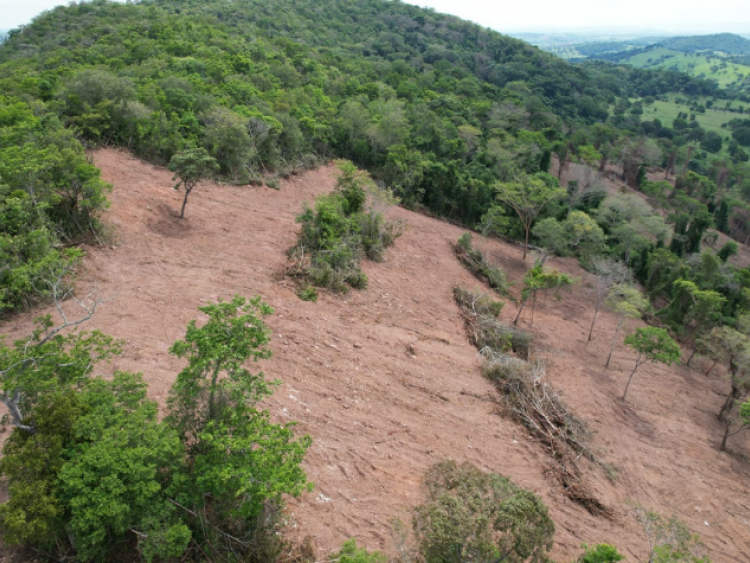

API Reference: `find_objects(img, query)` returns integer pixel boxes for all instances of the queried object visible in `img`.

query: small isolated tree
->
[604,284,649,368]
[494,173,565,262]
[636,507,711,563]
[514,264,573,325]
[622,327,681,401]
[586,258,630,342]
[720,399,750,450]
[413,460,554,563]
[168,147,219,219]
[696,326,750,421]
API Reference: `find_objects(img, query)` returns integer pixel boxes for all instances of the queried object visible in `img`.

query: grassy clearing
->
[645,100,732,136]
[622,48,750,91]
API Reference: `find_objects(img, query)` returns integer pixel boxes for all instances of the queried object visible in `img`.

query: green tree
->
[636,508,711,563]
[604,284,650,368]
[586,258,630,343]
[413,460,554,563]
[514,264,573,325]
[168,147,219,219]
[662,280,726,364]
[532,210,606,259]
[720,399,750,450]
[718,241,738,262]
[494,174,565,262]
[167,295,312,533]
[622,327,681,401]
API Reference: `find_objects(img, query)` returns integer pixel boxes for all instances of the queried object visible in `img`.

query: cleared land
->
[2,150,750,562]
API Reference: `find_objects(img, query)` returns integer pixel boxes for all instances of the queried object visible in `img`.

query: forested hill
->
[0,0,733,314]
[658,33,750,55]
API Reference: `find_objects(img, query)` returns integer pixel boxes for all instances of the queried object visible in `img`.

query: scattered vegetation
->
[329,539,386,563]
[455,233,513,298]
[288,161,403,293]
[635,507,712,563]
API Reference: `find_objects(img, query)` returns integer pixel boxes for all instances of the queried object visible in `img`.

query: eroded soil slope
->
[3,149,750,562]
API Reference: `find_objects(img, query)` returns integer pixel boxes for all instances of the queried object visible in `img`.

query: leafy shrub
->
[297,285,319,302]
[454,233,513,299]
[579,543,625,563]
[289,161,402,293]
[413,460,554,563]
[453,286,531,357]
[330,539,387,563]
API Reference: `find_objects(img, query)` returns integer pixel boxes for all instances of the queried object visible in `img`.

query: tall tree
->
[604,284,649,368]
[586,258,630,342]
[494,174,565,262]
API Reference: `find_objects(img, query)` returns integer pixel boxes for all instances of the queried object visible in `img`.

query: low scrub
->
[455,233,513,299]
[288,161,404,294]
[453,287,531,358]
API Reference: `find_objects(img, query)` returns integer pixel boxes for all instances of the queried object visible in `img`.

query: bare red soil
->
[3,149,750,562]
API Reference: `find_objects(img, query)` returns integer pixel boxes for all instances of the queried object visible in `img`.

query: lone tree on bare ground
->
[513,264,573,326]
[622,327,681,401]
[604,284,649,368]
[168,148,219,219]
[586,257,630,342]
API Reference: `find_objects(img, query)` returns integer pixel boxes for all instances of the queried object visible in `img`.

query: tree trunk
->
[530,291,537,326]
[522,224,529,262]
[721,419,732,450]
[705,360,718,376]
[587,304,600,342]
[179,186,193,219]
[719,383,739,422]
[686,346,698,366]
[623,359,641,401]
[605,319,622,368]
[514,299,527,326]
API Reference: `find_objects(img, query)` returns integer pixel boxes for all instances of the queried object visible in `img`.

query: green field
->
[621,48,750,91]
[644,99,734,137]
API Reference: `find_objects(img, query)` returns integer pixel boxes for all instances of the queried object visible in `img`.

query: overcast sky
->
[2,0,749,34]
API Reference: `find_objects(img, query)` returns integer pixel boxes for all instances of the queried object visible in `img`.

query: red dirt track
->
[2,149,750,562]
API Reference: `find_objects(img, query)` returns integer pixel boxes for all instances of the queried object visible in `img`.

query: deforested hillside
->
[3,151,750,562]
[4,1,750,561]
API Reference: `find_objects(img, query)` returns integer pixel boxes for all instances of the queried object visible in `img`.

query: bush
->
[288,161,402,293]
[453,286,532,357]
[579,543,625,563]
[297,285,319,302]
[454,233,513,299]
[330,539,386,563]
[413,460,554,563]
